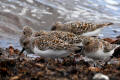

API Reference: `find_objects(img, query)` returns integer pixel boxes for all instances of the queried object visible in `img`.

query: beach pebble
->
[93,73,109,80]
[103,38,117,43]
[111,38,120,44]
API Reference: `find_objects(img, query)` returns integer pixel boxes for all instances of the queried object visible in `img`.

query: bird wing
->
[33,35,80,51]
[102,40,117,52]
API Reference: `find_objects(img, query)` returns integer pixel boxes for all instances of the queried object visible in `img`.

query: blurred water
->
[0,0,120,48]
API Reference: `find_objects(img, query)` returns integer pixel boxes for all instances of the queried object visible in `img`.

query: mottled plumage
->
[80,37,118,60]
[51,21,113,36]
[20,26,82,58]
[33,30,83,44]
[20,26,118,59]
[32,30,118,60]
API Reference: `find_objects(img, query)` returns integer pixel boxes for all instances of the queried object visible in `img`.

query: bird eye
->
[84,41,90,45]
[23,42,27,46]
[86,41,90,45]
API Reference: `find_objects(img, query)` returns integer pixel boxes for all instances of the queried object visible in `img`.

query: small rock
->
[93,73,109,80]
[9,46,14,55]
[10,74,22,80]
[35,63,45,68]
[88,67,100,72]
[103,38,117,44]
[72,75,79,80]
[111,39,120,44]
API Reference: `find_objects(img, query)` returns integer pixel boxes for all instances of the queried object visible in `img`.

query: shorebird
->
[79,36,119,60]
[31,29,118,59]
[20,26,118,61]
[51,21,113,36]
[19,26,82,58]
[32,30,119,62]
[19,26,33,54]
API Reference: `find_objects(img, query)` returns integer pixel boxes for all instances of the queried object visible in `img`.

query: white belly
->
[33,46,70,58]
[81,28,102,36]
[85,49,114,60]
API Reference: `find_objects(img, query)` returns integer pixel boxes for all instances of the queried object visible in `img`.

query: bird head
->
[22,26,33,37]
[51,22,63,31]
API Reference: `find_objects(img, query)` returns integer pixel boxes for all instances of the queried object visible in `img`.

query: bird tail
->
[96,22,113,28]
[111,45,120,58]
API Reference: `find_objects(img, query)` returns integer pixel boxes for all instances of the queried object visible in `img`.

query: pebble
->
[93,73,109,80]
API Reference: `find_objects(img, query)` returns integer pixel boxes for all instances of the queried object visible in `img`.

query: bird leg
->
[19,48,25,56]
[17,48,25,61]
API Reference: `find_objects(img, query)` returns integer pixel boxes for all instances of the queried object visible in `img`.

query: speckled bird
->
[32,30,119,60]
[51,21,113,36]
[20,26,118,60]
[32,30,118,60]
[19,26,82,58]
[79,37,119,60]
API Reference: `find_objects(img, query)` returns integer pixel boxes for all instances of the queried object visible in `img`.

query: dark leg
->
[19,48,25,55]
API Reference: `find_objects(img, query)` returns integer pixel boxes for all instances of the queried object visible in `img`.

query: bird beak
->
[19,48,25,55]
[78,46,84,50]
[75,46,84,53]
[79,46,84,52]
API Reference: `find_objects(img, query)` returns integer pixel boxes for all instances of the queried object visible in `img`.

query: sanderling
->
[32,30,119,61]
[20,26,118,60]
[19,26,33,54]
[51,21,113,36]
[79,36,118,60]
[32,30,118,60]
[19,26,82,58]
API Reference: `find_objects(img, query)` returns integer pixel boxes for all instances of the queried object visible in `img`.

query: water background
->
[0,0,120,49]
